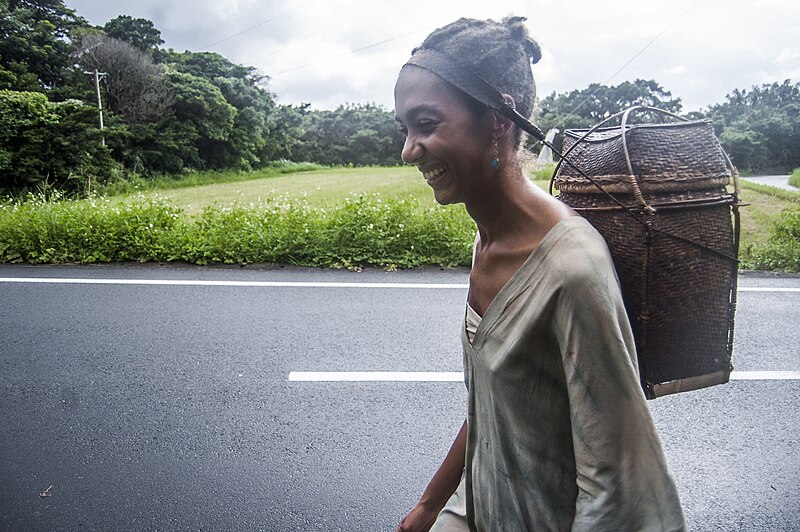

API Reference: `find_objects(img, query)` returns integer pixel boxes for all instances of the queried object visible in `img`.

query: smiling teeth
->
[423,165,447,180]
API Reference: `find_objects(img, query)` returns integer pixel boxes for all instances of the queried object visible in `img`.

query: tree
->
[103,15,163,53]
[164,50,260,85]
[0,0,88,92]
[158,68,235,169]
[266,103,308,161]
[75,34,173,124]
[292,103,404,166]
[705,80,800,172]
[0,89,115,191]
[163,50,284,169]
[534,79,683,152]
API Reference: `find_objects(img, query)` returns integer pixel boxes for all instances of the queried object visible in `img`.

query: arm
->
[555,263,686,531]
[397,420,467,532]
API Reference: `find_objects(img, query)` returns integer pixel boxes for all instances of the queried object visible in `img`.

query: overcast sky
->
[64,0,799,113]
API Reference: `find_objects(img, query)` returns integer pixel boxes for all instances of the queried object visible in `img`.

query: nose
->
[401,132,424,165]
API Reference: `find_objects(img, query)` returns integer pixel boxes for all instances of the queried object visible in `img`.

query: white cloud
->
[65,0,800,111]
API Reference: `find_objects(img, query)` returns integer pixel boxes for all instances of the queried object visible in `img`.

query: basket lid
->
[563,119,714,142]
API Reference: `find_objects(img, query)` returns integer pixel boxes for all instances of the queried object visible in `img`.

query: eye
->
[418,119,437,132]
[395,123,408,136]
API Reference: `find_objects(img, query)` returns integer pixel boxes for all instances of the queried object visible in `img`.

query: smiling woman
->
[394,70,493,206]
[394,17,687,532]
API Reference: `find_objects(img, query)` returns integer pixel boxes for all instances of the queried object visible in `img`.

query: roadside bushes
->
[160,194,475,267]
[0,90,116,192]
[790,167,800,189]
[0,193,180,263]
[743,207,800,271]
[0,193,475,268]
[4,180,795,271]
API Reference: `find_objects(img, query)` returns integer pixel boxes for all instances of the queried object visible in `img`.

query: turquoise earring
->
[490,137,500,170]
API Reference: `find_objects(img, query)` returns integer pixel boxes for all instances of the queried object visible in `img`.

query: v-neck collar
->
[466,216,585,349]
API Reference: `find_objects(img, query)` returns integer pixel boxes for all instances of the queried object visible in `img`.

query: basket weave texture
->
[555,121,731,194]
[553,114,739,399]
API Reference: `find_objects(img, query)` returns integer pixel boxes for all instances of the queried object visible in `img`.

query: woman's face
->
[394,66,493,205]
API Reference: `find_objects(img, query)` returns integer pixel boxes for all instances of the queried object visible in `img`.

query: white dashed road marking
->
[288,371,800,382]
[3,277,795,383]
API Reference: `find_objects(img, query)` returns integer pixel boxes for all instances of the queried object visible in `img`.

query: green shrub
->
[175,194,474,268]
[0,192,475,268]
[0,193,181,263]
[741,207,800,272]
[0,90,117,193]
[790,167,800,189]
[5,180,794,271]
[528,162,556,182]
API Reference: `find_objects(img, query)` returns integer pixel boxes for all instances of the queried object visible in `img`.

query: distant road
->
[1,264,798,531]
[740,174,797,191]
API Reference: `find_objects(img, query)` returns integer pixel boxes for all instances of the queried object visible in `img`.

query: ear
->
[490,94,516,140]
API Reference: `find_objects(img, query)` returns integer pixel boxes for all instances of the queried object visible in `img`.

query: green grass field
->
[139,166,557,212]
[736,179,800,244]
[142,166,432,212]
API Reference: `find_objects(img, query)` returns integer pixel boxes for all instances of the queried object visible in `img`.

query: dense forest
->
[1,0,798,194]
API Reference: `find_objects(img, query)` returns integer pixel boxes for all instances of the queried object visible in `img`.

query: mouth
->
[421,163,448,185]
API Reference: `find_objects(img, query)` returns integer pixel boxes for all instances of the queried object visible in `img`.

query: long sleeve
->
[555,253,686,532]
[460,217,686,531]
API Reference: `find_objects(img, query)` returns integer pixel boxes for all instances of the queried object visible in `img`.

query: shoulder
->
[540,216,617,289]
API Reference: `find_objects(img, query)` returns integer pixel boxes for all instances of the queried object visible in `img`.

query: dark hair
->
[412,17,542,145]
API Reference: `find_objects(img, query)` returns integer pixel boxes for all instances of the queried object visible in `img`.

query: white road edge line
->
[1,278,798,292]
[288,371,800,382]
[738,287,800,292]
[0,278,469,289]
[730,371,800,380]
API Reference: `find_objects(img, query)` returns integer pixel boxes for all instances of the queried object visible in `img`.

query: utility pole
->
[84,69,107,146]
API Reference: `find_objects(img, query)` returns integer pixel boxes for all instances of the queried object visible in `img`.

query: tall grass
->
[742,206,800,271]
[0,192,181,263]
[0,192,475,268]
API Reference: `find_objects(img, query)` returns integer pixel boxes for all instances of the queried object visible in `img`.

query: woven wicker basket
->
[551,106,742,399]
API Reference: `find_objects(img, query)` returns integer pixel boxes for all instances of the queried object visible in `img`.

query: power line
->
[262,0,498,77]
[198,1,312,51]
[268,25,435,76]
[241,6,359,68]
[561,0,704,122]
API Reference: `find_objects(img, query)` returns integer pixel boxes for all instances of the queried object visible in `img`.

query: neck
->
[466,167,533,238]
[465,163,567,248]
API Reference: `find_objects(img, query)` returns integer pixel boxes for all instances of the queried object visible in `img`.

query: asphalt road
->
[1,263,798,531]
[740,174,798,192]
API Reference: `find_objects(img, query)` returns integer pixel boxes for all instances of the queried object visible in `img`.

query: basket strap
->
[639,219,654,396]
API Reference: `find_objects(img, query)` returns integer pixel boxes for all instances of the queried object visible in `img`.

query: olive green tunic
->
[433,217,686,531]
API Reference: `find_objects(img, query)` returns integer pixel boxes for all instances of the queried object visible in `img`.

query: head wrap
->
[403,49,545,142]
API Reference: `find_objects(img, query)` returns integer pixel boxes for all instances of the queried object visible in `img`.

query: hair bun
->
[524,40,542,65]
[502,16,542,65]
[407,16,541,126]
[504,16,528,39]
